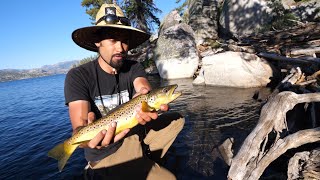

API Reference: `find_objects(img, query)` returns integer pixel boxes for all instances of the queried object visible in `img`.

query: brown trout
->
[48,84,181,172]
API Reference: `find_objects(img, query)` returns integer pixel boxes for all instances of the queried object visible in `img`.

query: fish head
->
[146,84,181,111]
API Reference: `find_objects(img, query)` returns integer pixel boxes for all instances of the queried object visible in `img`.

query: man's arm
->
[68,100,91,133]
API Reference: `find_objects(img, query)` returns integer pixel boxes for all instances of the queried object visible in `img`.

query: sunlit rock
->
[193,51,275,88]
[154,11,199,79]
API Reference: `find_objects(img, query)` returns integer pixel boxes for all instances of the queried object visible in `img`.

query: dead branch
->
[307,70,320,80]
[290,47,320,56]
[218,138,234,166]
[227,92,320,180]
[248,128,320,180]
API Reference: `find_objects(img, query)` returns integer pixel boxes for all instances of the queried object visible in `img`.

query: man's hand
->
[77,112,130,149]
[134,87,169,125]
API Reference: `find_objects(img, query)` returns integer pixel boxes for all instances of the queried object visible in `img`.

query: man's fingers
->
[88,112,96,124]
[87,130,106,149]
[101,122,117,146]
[160,104,169,112]
[133,87,149,98]
[114,129,130,142]
[135,106,158,125]
[139,87,149,95]
[140,111,158,121]
[86,122,129,149]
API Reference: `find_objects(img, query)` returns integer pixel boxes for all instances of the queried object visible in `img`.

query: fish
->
[48,84,182,172]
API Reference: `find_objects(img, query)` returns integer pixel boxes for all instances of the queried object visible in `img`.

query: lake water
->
[0,74,269,179]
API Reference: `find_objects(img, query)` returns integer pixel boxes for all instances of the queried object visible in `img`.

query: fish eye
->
[162,88,169,93]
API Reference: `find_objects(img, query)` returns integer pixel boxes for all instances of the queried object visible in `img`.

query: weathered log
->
[258,52,320,64]
[288,148,320,180]
[290,47,320,57]
[263,67,304,103]
[227,91,320,180]
[248,128,320,179]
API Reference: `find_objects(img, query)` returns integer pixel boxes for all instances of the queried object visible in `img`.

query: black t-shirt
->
[64,59,147,161]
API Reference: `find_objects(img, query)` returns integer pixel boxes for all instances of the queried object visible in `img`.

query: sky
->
[0,0,181,70]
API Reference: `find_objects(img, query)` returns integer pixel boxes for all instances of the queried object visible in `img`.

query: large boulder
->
[188,0,219,45]
[193,51,276,88]
[159,11,183,34]
[219,0,272,38]
[154,11,199,79]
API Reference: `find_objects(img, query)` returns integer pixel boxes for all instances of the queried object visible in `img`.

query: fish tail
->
[48,140,78,172]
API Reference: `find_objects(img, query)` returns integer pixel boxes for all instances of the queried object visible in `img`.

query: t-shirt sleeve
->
[130,62,147,82]
[64,67,91,105]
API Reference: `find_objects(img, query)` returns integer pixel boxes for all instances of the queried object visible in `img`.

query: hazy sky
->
[0,0,180,69]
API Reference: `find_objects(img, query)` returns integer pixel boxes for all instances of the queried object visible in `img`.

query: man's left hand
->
[134,87,169,125]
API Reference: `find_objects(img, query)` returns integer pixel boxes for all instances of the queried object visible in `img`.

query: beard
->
[109,53,126,69]
[109,59,123,69]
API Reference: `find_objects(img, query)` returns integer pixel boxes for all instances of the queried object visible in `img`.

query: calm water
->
[0,74,269,180]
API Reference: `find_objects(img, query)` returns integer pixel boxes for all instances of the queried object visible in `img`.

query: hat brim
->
[72,24,151,52]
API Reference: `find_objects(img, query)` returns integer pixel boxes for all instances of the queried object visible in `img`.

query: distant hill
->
[0,60,79,82]
[40,60,78,74]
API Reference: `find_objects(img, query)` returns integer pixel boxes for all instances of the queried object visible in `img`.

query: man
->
[65,3,184,179]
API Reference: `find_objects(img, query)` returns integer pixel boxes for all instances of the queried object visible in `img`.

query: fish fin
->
[48,140,79,172]
[141,101,155,112]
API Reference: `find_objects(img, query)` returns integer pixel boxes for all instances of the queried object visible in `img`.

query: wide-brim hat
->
[72,3,151,52]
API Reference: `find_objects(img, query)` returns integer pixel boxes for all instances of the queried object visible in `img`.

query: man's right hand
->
[77,112,130,149]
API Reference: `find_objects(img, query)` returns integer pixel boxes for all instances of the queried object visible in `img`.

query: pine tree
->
[80,0,161,32]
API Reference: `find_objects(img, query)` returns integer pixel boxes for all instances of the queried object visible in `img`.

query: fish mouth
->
[169,84,182,100]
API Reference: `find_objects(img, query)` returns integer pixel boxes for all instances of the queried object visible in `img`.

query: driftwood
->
[235,22,320,57]
[290,46,320,57]
[258,52,320,65]
[288,148,320,180]
[224,68,320,180]
[227,92,320,180]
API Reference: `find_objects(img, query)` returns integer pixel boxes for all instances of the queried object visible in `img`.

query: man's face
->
[95,31,130,69]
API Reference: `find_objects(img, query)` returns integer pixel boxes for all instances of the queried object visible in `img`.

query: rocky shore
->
[0,60,78,82]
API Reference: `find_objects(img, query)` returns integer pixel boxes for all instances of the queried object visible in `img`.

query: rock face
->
[188,0,219,45]
[154,11,199,79]
[193,51,275,88]
[219,0,272,38]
